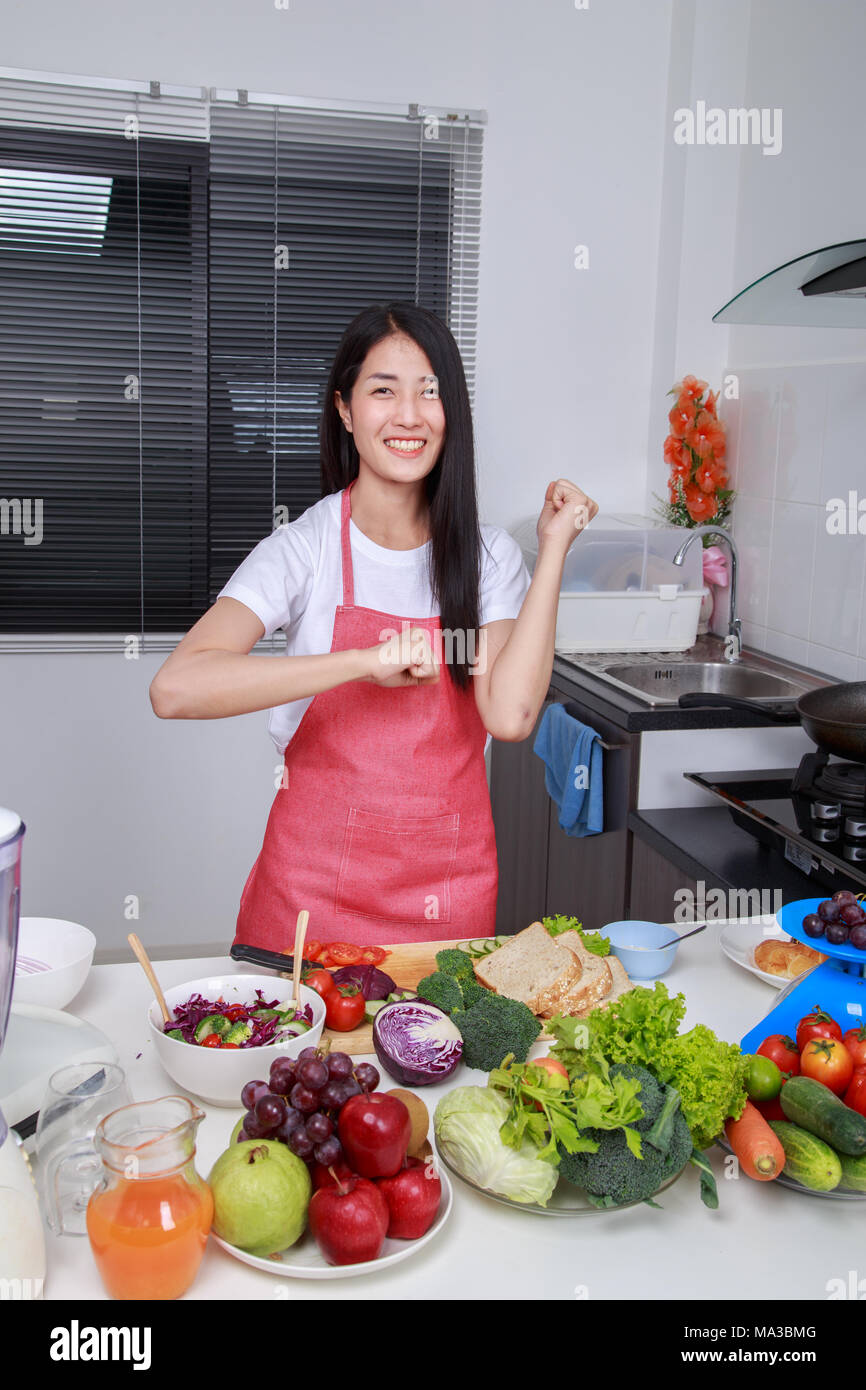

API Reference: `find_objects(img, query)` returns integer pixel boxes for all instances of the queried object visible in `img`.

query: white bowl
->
[147,974,326,1108]
[12,917,96,1010]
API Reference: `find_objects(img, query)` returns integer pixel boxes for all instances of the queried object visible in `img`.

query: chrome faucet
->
[672,525,741,661]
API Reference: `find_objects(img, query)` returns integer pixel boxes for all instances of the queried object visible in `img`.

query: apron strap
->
[340,479,356,607]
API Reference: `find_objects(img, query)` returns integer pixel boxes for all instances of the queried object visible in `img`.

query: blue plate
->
[739,958,866,1055]
[776,897,866,969]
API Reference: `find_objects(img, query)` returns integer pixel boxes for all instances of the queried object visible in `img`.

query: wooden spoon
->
[128,932,171,1024]
[290,910,309,1013]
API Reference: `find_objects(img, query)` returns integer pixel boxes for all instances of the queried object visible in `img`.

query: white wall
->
[0,0,676,956]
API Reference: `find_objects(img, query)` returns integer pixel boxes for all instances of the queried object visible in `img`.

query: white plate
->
[210,1164,452,1280]
[718,920,821,989]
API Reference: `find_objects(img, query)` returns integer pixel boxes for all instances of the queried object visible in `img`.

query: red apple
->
[308,1175,389,1266]
[338,1093,412,1178]
[376,1157,442,1239]
[309,1159,356,1192]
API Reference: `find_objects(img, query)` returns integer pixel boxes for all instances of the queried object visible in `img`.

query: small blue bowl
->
[598,920,680,980]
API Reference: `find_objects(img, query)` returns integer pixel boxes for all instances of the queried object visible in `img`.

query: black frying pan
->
[679,681,866,763]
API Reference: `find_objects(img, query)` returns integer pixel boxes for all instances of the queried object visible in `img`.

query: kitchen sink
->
[598,660,812,705]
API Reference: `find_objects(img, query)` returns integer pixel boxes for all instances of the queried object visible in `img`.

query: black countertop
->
[551,635,830,733]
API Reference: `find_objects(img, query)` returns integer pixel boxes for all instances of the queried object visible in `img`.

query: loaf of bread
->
[754,937,827,979]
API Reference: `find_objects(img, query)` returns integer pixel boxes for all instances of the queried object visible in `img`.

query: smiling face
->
[334,332,446,483]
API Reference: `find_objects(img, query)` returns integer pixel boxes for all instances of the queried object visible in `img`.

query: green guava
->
[209,1139,312,1256]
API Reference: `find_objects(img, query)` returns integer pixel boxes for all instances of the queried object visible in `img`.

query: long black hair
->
[319,302,481,690]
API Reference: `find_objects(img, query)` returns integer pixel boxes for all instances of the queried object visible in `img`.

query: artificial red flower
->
[668,401,694,439]
[684,410,726,460]
[703,388,719,418]
[664,434,692,476]
[683,483,719,523]
[695,458,727,494]
[673,374,708,404]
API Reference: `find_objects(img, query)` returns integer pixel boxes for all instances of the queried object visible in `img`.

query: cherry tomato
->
[223,1004,248,1023]
[200,1033,222,1048]
[796,1007,842,1053]
[221,1043,240,1050]
[360,946,388,965]
[303,939,323,963]
[326,942,364,967]
[843,1025,866,1070]
[753,1094,787,1122]
[744,1054,783,1101]
[844,1067,866,1117]
[800,1037,854,1095]
[303,968,336,1000]
[757,1034,800,1077]
[324,985,366,1032]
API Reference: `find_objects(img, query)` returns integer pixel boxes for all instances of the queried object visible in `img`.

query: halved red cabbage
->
[330,963,396,1000]
[372,1000,463,1086]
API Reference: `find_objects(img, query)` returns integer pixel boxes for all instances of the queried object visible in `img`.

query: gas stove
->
[686,755,866,896]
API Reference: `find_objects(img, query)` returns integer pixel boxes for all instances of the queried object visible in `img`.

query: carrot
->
[725,1099,785,1181]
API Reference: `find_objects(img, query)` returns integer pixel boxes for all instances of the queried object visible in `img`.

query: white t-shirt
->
[217,489,532,756]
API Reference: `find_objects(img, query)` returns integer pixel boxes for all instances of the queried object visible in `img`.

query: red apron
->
[233,479,499,953]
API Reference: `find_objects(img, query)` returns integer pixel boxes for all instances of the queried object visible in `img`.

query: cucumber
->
[839,1151,866,1192]
[768,1120,842,1192]
[365,998,388,1023]
[251,1007,280,1021]
[276,1018,310,1039]
[194,1013,230,1042]
[779,1075,866,1156]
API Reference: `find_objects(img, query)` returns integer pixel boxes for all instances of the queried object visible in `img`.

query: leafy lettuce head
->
[433,1086,558,1207]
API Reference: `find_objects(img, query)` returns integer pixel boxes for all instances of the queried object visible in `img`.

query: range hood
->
[713,239,866,328]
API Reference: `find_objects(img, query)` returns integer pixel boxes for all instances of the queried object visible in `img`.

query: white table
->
[37,923,861,1301]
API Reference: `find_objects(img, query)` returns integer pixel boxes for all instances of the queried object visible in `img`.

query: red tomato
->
[221,1043,240,1050]
[360,946,388,965]
[326,942,364,966]
[303,968,336,1001]
[844,1067,866,1117]
[324,985,366,1032]
[201,1033,222,1048]
[843,1026,866,1070]
[757,1034,800,1076]
[796,1007,842,1053]
[223,1004,248,1023]
[303,939,323,963]
[754,1094,787,1122]
[800,1037,854,1095]
[525,1056,570,1111]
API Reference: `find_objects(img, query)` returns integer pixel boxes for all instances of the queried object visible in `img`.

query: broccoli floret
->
[558,1081,692,1205]
[458,976,487,1010]
[416,972,465,1015]
[457,993,542,1071]
[609,1064,664,1131]
[434,948,476,983]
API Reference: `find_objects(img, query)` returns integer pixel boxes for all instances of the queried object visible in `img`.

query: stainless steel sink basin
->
[599,661,812,705]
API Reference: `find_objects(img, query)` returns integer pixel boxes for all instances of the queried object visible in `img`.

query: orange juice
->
[87,1172,213,1301]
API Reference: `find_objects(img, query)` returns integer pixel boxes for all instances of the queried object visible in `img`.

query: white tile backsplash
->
[728,360,866,676]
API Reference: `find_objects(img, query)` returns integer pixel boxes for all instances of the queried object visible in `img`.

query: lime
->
[744,1054,782,1101]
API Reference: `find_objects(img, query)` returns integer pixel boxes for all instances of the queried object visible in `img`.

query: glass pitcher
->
[86,1095,213,1301]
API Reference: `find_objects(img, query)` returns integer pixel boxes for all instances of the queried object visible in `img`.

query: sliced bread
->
[473,921,581,1008]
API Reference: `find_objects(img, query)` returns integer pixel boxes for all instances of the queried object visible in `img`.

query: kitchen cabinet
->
[627,833,699,925]
[489,683,640,934]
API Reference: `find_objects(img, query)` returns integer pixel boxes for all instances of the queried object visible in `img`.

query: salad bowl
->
[147,973,325,1107]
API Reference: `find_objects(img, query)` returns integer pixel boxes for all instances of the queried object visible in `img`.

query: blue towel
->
[533,703,604,837]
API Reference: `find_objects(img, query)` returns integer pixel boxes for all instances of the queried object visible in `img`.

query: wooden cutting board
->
[320,938,470,1056]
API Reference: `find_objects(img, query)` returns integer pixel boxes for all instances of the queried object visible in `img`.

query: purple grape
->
[236,1128,251,1143]
[288,1127,315,1160]
[341,1076,362,1101]
[319,1081,346,1111]
[833,890,857,905]
[818,899,840,923]
[802,913,825,939]
[826,921,850,945]
[240,1079,270,1112]
[268,1057,297,1095]
[313,1136,342,1167]
[840,904,866,927]
[326,1052,353,1080]
[289,1083,320,1114]
[243,1108,275,1139]
[274,1108,303,1143]
[306,1112,333,1143]
[297,1047,320,1061]
[850,925,866,951]
[296,1057,329,1091]
[353,1063,379,1093]
[256,1093,288,1129]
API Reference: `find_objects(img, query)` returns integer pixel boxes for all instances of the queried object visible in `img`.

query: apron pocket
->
[335,806,459,925]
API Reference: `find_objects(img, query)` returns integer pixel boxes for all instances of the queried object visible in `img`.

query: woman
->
[150,302,597,954]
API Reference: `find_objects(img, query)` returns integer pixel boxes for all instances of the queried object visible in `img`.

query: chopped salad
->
[163,989,314,1049]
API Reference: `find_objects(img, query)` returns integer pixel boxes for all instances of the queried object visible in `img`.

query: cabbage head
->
[433,1086,558,1207]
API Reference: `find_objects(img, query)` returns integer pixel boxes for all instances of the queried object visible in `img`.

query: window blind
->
[0,71,484,648]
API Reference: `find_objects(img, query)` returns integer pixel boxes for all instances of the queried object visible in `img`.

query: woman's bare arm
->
[149,597,370,719]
